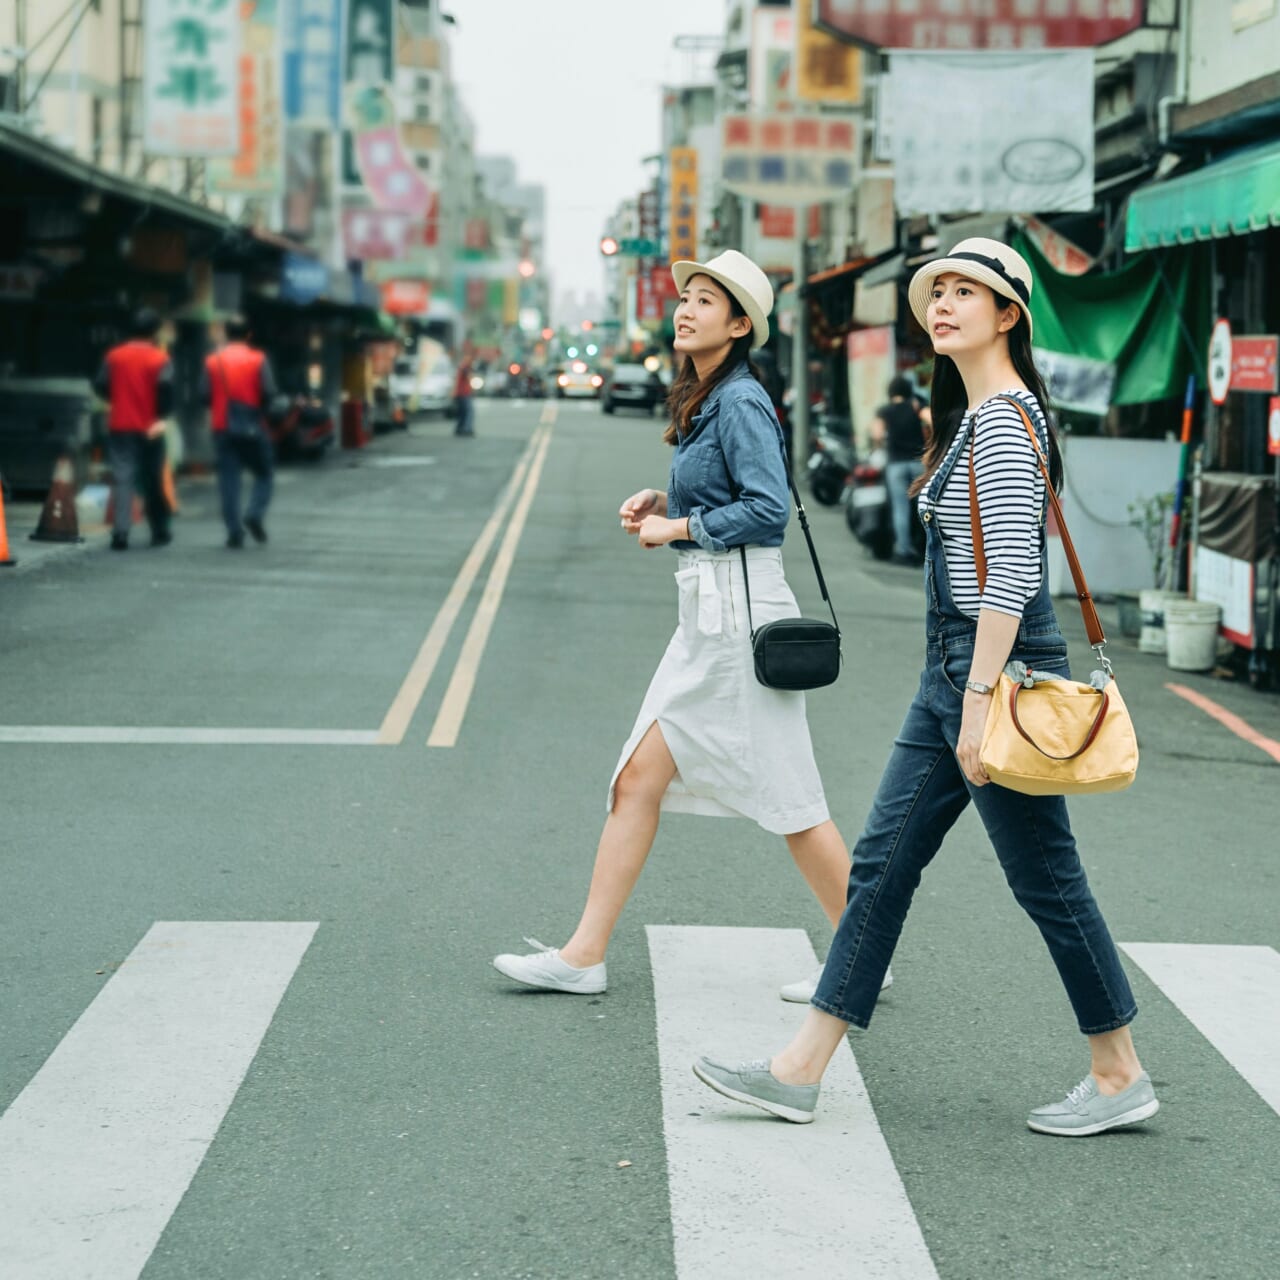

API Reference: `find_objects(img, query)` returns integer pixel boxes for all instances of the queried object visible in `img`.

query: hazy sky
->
[448,0,725,307]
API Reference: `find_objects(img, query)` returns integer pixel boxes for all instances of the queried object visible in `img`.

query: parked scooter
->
[806,419,857,507]
[842,445,926,561]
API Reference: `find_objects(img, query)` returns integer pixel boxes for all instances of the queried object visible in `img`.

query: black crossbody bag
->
[737,471,842,691]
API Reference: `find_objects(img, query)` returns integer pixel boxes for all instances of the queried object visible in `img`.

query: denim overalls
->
[811,422,1138,1036]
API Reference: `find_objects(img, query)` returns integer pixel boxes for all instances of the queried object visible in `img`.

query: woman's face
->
[926,272,1019,356]
[673,274,751,358]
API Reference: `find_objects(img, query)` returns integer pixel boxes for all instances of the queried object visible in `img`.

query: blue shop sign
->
[281,254,330,304]
[283,0,345,126]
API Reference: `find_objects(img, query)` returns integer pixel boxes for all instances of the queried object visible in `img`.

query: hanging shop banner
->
[668,147,699,264]
[209,0,285,196]
[381,279,430,315]
[1033,349,1116,417]
[846,326,896,452]
[343,207,413,261]
[143,0,241,157]
[343,0,394,187]
[1019,215,1096,276]
[814,1,1144,50]
[348,83,433,215]
[750,8,793,112]
[721,115,856,207]
[885,51,1093,216]
[795,1,861,105]
[284,0,345,126]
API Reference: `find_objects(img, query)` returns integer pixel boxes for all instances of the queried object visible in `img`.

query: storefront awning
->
[1125,139,1280,252]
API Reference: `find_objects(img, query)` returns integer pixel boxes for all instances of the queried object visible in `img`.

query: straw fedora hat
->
[908,237,1034,340]
[671,250,773,349]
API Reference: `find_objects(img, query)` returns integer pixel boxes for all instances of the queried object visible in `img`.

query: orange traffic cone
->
[29,455,84,544]
[0,480,15,566]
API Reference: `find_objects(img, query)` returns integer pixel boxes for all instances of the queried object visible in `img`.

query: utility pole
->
[790,213,809,484]
[14,0,26,115]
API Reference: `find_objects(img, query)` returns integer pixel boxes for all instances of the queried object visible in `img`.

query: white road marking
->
[647,925,938,1280]
[427,424,554,747]
[0,726,379,745]
[376,424,546,744]
[361,456,437,468]
[0,921,318,1280]
[1121,942,1280,1116]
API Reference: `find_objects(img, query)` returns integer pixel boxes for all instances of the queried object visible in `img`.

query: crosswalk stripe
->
[1120,942,1280,1116]
[646,926,938,1279]
[0,921,318,1279]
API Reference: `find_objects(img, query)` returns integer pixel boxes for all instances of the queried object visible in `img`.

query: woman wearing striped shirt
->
[695,239,1158,1137]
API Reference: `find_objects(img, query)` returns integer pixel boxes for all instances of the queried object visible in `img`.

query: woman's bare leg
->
[768,1008,850,1086]
[784,819,850,929]
[1088,1025,1144,1094]
[559,722,677,968]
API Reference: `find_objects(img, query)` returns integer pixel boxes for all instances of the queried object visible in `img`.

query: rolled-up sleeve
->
[689,393,789,552]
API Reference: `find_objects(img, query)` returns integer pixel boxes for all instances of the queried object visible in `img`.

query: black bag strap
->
[736,468,840,639]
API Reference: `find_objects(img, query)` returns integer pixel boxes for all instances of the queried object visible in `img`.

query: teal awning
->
[1125,140,1280,252]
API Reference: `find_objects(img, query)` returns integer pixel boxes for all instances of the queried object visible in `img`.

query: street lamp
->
[518,260,535,279]
[599,236,619,256]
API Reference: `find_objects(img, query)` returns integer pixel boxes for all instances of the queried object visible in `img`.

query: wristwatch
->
[964,679,994,695]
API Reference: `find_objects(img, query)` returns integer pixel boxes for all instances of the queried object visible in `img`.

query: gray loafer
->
[1028,1072,1159,1137]
[692,1056,819,1124]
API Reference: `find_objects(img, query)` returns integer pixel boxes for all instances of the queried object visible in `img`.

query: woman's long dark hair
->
[910,296,1062,495]
[663,287,761,446]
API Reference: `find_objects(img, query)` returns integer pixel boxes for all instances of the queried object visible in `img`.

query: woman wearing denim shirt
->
[695,239,1158,1137]
[493,251,883,1004]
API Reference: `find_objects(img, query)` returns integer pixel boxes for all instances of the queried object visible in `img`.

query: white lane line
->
[426,424,554,748]
[1121,942,1280,1116]
[0,726,379,745]
[376,425,546,744]
[0,921,317,1280]
[647,926,938,1280]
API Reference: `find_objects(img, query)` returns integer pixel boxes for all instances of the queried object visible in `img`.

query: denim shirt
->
[667,364,790,553]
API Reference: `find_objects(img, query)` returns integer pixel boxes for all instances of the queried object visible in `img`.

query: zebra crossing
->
[1,922,1275,1279]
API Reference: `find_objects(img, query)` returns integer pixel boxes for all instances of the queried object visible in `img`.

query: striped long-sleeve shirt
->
[917,389,1048,620]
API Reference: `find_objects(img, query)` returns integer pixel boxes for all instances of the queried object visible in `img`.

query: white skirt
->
[607,546,830,836]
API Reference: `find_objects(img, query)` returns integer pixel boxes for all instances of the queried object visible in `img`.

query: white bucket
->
[1138,589,1182,654]
[1165,600,1222,672]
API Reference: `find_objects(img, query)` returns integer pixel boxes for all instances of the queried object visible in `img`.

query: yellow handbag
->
[971,398,1139,796]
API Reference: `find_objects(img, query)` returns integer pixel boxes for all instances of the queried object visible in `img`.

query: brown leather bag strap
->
[1009,682,1111,760]
[966,395,1107,650]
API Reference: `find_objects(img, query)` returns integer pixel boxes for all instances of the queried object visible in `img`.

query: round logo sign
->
[1208,318,1232,406]
[1001,139,1086,186]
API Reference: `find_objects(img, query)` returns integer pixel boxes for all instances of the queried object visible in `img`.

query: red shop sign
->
[1230,335,1278,394]
[380,280,430,315]
[814,0,1144,50]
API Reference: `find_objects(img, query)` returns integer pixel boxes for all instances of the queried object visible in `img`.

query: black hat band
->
[945,251,1030,306]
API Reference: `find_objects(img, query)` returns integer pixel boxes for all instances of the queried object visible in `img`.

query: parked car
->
[555,360,603,399]
[417,356,457,417]
[602,364,667,415]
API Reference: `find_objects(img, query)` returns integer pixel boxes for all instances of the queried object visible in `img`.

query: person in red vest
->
[453,345,475,437]
[200,316,278,548]
[93,307,174,550]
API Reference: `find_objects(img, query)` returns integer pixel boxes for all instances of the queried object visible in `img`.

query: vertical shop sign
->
[143,0,241,156]
[209,0,285,195]
[284,0,345,126]
[342,0,393,187]
[795,2,861,105]
[668,147,699,264]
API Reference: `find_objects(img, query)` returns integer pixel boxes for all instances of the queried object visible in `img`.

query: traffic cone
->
[29,455,85,544]
[0,480,15,566]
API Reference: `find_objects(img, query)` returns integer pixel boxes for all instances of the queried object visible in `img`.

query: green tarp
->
[1012,231,1209,406]
[1125,140,1280,252]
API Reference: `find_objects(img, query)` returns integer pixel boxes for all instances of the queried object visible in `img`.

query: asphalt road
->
[1,398,1277,1279]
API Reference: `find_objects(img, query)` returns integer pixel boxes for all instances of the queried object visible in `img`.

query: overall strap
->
[966,395,1106,649]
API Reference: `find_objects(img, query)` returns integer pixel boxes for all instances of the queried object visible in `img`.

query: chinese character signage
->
[796,2,862,104]
[143,0,241,156]
[721,115,856,206]
[343,0,393,187]
[815,0,1144,50]
[668,147,699,264]
[209,0,284,196]
[284,0,344,126]
[381,279,431,315]
[343,207,412,261]
[885,51,1093,215]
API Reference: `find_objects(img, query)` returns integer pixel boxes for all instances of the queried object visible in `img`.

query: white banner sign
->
[143,0,241,157]
[885,51,1093,216]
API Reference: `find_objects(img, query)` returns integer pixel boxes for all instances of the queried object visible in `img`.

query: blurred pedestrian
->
[870,374,927,564]
[695,239,1157,1137]
[493,250,890,1004]
[94,307,173,551]
[453,347,475,437]
[201,317,277,549]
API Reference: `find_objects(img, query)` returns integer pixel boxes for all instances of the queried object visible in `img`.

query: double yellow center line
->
[377,409,555,747]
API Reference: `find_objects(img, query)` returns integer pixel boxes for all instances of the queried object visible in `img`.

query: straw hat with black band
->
[908,237,1034,341]
[671,249,774,350]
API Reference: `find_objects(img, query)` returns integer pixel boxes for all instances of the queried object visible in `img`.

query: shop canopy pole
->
[1167,374,1196,592]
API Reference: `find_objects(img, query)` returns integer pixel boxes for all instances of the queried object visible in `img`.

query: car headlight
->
[470,376,484,391]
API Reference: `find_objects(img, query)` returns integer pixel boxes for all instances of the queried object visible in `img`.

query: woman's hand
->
[956,690,992,787]
[637,515,688,549]
[619,488,663,535]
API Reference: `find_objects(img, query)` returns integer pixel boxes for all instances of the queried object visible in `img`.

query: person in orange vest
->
[93,307,174,550]
[200,316,278,549]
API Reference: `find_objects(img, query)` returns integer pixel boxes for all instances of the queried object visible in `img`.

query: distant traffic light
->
[582,320,594,331]
[541,327,554,340]
[599,237,619,256]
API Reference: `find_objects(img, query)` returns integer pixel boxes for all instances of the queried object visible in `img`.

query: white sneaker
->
[780,963,893,1004]
[492,937,607,994]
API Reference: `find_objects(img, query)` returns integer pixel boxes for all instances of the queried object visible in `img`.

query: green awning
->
[1125,140,1280,252]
